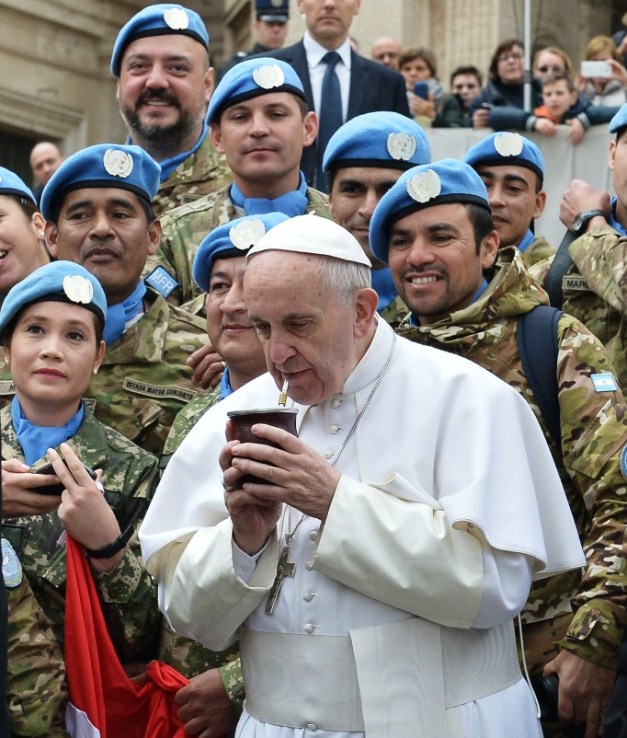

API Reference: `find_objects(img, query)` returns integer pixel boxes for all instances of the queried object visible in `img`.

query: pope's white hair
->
[314,255,371,307]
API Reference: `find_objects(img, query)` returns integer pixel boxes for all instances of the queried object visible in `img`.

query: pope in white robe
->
[140,215,584,738]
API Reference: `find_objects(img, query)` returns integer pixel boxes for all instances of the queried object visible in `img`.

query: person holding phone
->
[0,261,161,671]
[578,36,627,107]
[398,47,443,127]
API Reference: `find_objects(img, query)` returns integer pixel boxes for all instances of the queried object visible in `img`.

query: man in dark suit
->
[261,0,411,191]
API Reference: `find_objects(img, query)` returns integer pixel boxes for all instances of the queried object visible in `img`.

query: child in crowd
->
[494,71,621,143]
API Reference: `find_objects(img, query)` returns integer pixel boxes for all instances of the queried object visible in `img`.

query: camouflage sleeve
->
[569,226,627,319]
[555,314,627,668]
[218,657,245,712]
[92,470,162,663]
[154,212,195,306]
[7,574,68,737]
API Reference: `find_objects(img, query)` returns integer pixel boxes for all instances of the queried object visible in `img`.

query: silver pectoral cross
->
[265,543,296,615]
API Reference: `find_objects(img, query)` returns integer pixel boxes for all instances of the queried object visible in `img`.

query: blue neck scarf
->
[220,366,234,400]
[230,172,309,217]
[409,278,488,326]
[609,196,627,236]
[11,396,84,466]
[371,268,398,313]
[103,280,146,347]
[517,229,535,253]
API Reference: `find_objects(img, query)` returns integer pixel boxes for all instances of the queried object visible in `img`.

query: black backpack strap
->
[545,230,576,309]
[517,305,563,451]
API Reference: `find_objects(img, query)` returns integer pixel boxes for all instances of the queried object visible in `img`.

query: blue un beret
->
[207,57,307,125]
[256,0,289,22]
[111,4,209,77]
[609,103,627,134]
[323,111,431,174]
[369,159,490,264]
[0,167,36,205]
[463,131,544,183]
[40,144,161,222]
[0,261,107,342]
[193,212,290,292]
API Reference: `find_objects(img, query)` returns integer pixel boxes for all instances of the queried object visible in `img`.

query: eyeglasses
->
[497,52,524,62]
[537,65,564,74]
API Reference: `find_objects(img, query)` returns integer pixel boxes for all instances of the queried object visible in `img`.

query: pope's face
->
[244,250,370,405]
[387,203,499,324]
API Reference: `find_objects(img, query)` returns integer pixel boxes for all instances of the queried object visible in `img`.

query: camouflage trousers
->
[521,614,585,738]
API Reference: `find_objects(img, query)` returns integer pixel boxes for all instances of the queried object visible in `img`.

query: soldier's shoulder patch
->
[145,266,180,299]
[562,275,590,292]
[2,538,22,588]
[0,380,16,396]
[122,377,197,403]
[621,446,627,481]
[591,373,618,393]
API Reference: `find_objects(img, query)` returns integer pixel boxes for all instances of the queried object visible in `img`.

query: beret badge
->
[103,149,134,178]
[494,132,524,157]
[252,64,285,89]
[386,132,417,161]
[63,275,94,305]
[230,218,267,249]
[163,7,190,30]
[406,169,442,203]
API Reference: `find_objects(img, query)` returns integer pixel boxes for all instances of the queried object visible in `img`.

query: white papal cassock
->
[140,318,584,738]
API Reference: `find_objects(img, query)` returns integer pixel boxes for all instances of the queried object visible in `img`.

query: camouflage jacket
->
[158,387,244,711]
[85,290,206,457]
[151,134,231,217]
[398,246,627,670]
[520,234,556,268]
[562,225,627,396]
[1,407,162,665]
[4,540,68,737]
[379,294,407,329]
[145,184,332,306]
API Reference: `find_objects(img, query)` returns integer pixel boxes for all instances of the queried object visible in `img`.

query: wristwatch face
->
[572,213,585,232]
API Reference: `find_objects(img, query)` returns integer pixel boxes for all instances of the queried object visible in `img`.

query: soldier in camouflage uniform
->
[148,56,331,308]
[370,159,627,738]
[39,143,207,457]
[464,132,555,267]
[4,538,68,737]
[0,262,161,670]
[157,214,285,737]
[111,4,230,219]
[532,105,627,397]
[323,112,431,327]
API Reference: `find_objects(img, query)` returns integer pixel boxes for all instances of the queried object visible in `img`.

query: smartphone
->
[32,461,97,496]
[581,60,612,78]
[413,81,429,100]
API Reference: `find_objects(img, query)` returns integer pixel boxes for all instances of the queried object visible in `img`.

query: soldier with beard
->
[111,3,231,218]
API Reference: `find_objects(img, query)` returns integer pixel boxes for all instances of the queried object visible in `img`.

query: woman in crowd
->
[399,47,444,127]
[579,35,627,106]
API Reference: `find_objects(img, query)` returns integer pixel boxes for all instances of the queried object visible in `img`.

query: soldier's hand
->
[187,343,225,389]
[174,667,238,738]
[559,179,610,231]
[1,458,62,517]
[544,650,615,738]
[51,444,124,572]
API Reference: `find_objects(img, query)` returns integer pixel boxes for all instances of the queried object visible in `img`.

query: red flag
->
[64,534,189,738]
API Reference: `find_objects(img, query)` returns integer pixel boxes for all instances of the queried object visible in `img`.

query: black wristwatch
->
[84,525,133,559]
[571,209,606,235]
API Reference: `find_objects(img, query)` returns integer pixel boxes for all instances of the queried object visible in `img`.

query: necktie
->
[316,51,343,192]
